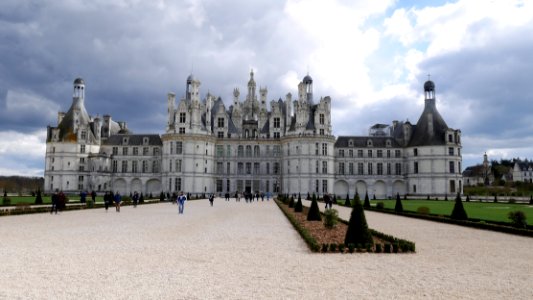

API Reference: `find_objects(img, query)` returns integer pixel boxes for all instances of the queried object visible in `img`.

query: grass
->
[2,196,104,205]
[369,199,533,223]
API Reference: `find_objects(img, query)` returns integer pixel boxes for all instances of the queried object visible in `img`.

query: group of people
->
[50,190,66,214]
[234,191,271,203]
[103,191,125,212]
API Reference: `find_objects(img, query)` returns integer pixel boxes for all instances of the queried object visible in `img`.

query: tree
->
[493,195,498,203]
[307,193,311,200]
[332,194,337,205]
[34,189,43,205]
[363,192,370,209]
[466,195,470,202]
[451,193,468,220]
[288,196,295,208]
[444,194,448,201]
[159,191,165,202]
[344,198,373,246]
[307,197,322,221]
[294,195,303,212]
[139,193,144,203]
[344,193,351,207]
[394,192,403,212]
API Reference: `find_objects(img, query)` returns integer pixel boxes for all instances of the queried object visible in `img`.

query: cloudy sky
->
[1,0,532,177]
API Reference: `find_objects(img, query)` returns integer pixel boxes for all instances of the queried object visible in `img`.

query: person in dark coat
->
[209,194,214,206]
[51,190,59,214]
[104,191,111,211]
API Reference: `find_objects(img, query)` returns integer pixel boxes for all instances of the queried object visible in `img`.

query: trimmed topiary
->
[508,211,527,228]
[394,192,403,213]
[323,208,338,228]
[530,195,533,205]
[344,193,351,207]
[139,193,144,203]
[494,195,498,203]
[307,197,322,221]
[466,195,470,202]
[307,193,311,200]
[344,198,373,247]
[288,196,295,208]
[34,189,43,205]
[332,194,337,205]
[451,193,468,220]
[363,192,370,209]
[294,196,303,212]
[159,191,165,202]
[445,194,448,201]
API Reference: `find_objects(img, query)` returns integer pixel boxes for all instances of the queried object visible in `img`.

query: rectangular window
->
[349,163,354,175]
[216,180,223,192]
[274,162,280,174]
[217,131,224,138]
[132,161,138,173]
[448,134,453,143]
[339,149,344,157]
[170,142,174,154]
[266,162,270,174]
[339,162,345,175]
[217,118,224,128]
[133,147,138,155]
[322,143,328,156]
[80,145,86,154]
[226,145,231,157]
[315,143,319,155]
[322,161,327,174]
[254,163,260,175]
[367,150,372,158]
[273,132,280,139]
[319,114,325,125]
[448,147,454,156]
[179,127,185,134]
[322,180,328,193]
[122,147,128,155]
[152,161,159,173]
[246,163,252,175]
[273,145,281,156]
[217,162,223,174]
[80,157,85,163]
[226,162,230,174]
[319,129,324,135]
[79,166,84,171]
[237,163,244,175]
[143,147,149,155]
[357,150,363,158]
[367,163,373,175]
[78,176,84,190]
[227,179,230,192]
[414,162,419,174]
[169,160,173,172]
[358,163,364,175]
[414,148,418,156]
[395,150,401,158]
[112,160,118,172]
[449,161,455,173]
[216,145,224,157]
[377,163,383,175]
[142,161,148,173]
[175,178,182,191]
[121,161,128,173]
[81,131,87,140]
[395,163,402,175]
[153,148,160,155]
[273,117,280,128]
[174,159,180,172]
[377,150,383,158]
[176,142,182,154]
[387,163,391,175]
[316,180,319,193]
[113,147,118,155]
[387,150,391,158]
[179,113,186,123]
[450,180,456,193]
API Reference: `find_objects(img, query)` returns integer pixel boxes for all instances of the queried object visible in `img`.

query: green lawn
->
[2,196,104,205]
[369,199,533,223]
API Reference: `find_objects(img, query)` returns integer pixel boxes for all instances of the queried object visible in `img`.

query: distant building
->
[44,73,462,197]
[512,159,533,183]
[463,153,493,186]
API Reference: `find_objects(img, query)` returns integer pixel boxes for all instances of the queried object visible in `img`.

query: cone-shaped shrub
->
[344,198,373,246]
[332,194,337,205]
[294,196,303,212]
[34,189,43,205]
[363,192,370,209]
[288,196,295,208]
[307,197,322,221]
[394,193,403,212]
[445,194,448,201]
[344,193,351,207]
[494,195,498,203]
[466,195,470,202]
[139,193,144,203]
[159,192,165,202]
[530,195,533,205]
[451,193,468,220]
[307,193,311,200]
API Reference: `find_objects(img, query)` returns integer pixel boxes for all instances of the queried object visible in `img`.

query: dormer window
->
[348,139,353,147]
[143,137,149,145]
[386,139,391,147]
[123,137,129,145]
[367,139,373,147]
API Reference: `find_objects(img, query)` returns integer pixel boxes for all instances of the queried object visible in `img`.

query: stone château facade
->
[44,72,462,198]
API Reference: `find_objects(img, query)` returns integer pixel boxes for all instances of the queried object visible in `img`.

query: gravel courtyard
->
[1,199,532,299]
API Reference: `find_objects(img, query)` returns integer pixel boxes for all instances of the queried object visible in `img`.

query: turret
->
[303,74,313,104]
[167,92,176,130]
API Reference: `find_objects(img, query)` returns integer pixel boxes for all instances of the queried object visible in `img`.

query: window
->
[387,163,391,175]
[395,150,401,158]
[349,163,354,175]
[216,145,224,157]
[238,146,244,157]
[367,163,373,175]
[448,147,454,156]
[112,160,118,172]
[319,114,325,125]
[237,163,244,174]
[357,150,363,158]
[349,150,353,157]
[169,160,173,172]
[78,176,84,190]
[112,147,118,155]
[274,162,280,174]
[217,118,224,128]
[152,161,159,173]
[132,161,138,173]
[176,142,182,154]
[377,150,383,158]
[179,113,186,123]
[395,163,402,175]
[80,157,85,163]
[414,148,418,156]
[458,148,461,156]
[254,145,260,157]
[358,163,364,175]
[227,179,230,192]
[339,162,345,175]
[226,145,231,157]
[254,163,260,174]
[322,161,327,174]
[176,160,182,172]
[450,180,456,193]
[387,150,391,158]
[133,147,138,155]
[121,161,128,173]
[319,129,324,135]
[339,149,344,157]
[273,117,280,128]
[226,162,230,174]
[414,162,418,174]
[246,163,252,174]
[448,134,453,143]
[217,162,223,174]
[217,131,224,138]
[80,145,86,154]
[143,147,149,155]
[81,131,87,140]
[174,178,182,191]
[122,147,128,155]
[153,148,160,155]
[273,145,281,156]
[142,161,148,173]
[266,162,270,174]
[170,142,174,154]
[79,166,84,171]
[179,128,185,134]
[273,132,280,139]
[316,180,319,193]
[322,180,328,193]
[368,150,372,158]
[322,143,328,155]
[246,145,252,157]
[315,143,319,155]
[377,163,383,175]
[216,180,223,192]
[449,161,455,173]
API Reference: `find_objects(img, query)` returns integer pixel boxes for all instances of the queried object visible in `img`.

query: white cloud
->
[5,90,60,122]
[0,130,46,176]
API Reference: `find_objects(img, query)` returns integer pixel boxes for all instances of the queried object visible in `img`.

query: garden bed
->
[275,199,415,253]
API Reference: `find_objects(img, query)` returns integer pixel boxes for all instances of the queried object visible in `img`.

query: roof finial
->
[427,73,431,81]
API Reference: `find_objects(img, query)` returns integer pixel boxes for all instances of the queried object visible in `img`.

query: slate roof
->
[335,136,401,148]
[408,99,449,147]
[103,134,162,146]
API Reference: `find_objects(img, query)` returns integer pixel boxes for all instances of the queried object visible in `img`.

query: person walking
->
[324,194,330,209]
[132,191,139,208]
[50,190,59,214]
[58,191,66,212]
[209,194,214,206]
[177,191,187,214]
[91,190,97,203]
[225,192,230,201]
[114,192,122,212]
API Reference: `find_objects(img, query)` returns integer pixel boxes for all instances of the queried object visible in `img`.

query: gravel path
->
[1,199,532,299]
